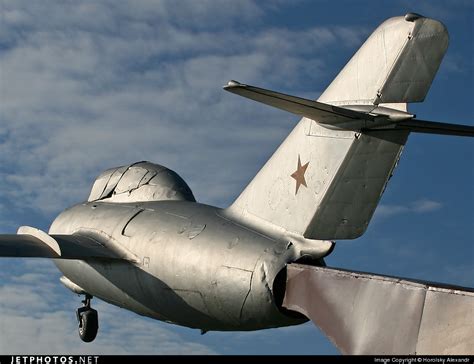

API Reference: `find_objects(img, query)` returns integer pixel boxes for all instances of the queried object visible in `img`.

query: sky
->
[0,0,472,355]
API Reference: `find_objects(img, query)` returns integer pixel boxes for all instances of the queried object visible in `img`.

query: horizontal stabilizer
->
[224,80,371,124]
[283,264,474,355]
[0,234,60,258]
[390,119,474,137]
[0,226,127,260]
[224,80,416,129]
[224,80,474,137]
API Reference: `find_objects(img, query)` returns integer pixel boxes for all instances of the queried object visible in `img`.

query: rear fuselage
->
[50,200,306,331]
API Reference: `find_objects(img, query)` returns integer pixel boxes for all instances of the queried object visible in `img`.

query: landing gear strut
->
[76,294,98,342]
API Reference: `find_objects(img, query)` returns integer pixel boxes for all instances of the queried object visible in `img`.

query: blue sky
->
[0,0,472,355]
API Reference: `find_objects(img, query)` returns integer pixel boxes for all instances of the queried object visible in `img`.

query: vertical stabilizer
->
[318,13,448,106]
[227,15,448,240]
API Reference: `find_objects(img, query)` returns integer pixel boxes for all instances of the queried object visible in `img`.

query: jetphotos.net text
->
[10,357,99,364]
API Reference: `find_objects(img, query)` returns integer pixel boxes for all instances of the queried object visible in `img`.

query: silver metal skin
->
[50,190,311,331]
[283,264,474,355]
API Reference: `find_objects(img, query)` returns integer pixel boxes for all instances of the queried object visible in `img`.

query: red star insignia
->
[291,155,309,195]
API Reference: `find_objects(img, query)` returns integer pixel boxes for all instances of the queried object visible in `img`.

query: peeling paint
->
[260,262,273,304]
[284,264,474,355]
[188,224,206,239]
[227,237,239,249]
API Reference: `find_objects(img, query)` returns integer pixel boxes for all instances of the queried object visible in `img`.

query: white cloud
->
[0,307,216,354]
[375,204,409,218]
[0,0,366,215]
[411,199,442,213]
[375,199,443,219]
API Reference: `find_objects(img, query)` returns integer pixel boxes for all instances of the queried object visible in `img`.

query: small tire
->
[78,308,99,343]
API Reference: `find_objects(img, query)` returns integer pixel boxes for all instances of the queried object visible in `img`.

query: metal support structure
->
[283,264,474,355]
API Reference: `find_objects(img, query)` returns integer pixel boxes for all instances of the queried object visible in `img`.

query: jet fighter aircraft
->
[0,13,473,354]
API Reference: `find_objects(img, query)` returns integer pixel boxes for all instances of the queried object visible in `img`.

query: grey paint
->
[88,162,195,204]
[283,264,474,355]
[318,16,448,105]
[304,129,409,239]
[50,198,309,331]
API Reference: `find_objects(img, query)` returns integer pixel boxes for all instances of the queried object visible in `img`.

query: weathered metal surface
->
[417,288,474,354]
[228,119,356,239]
[60,276,86,295]
[18,226,61,255]
[377,17,449,103]
[0,234,59,258]
[224,81,416,131]
[0,228,125,260]
[224,80,365,125]
[228,117,408,240]
[304,129,408,239]
[318,16,448,105]
[228,14,449,241]
[88,166,127,201]
[283,264,474,354]
[87,161,195,203]
[50,200,309,331]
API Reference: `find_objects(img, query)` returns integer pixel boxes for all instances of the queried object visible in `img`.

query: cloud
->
[0,307,216,354]
[411,199,442,213]
[0,0,263,37]
[375,199,443,219]
[0,0,367,216]
[375,204,409,218]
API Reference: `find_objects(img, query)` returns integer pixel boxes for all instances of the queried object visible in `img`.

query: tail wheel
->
[78,308,99,343]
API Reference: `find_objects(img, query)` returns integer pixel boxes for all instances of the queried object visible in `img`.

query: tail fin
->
[318,13,449,107]
[226,15,454,240]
